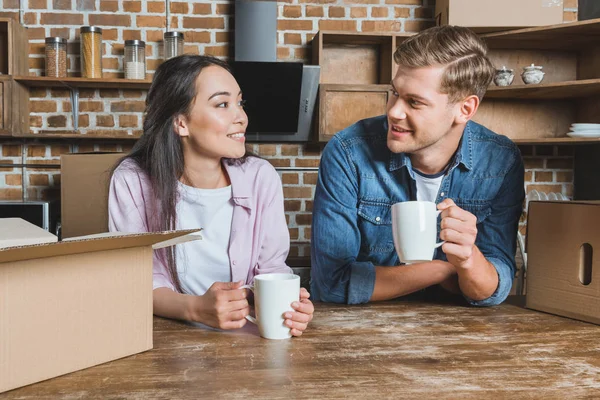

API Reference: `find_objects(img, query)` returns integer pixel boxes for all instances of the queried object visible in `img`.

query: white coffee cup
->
[391,201,445,264]
[240,273,300,340]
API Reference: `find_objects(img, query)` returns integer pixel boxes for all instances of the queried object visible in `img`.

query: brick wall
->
[0,0,579,257]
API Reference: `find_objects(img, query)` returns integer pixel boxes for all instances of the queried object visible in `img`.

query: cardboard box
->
[435,0,564,32]
[526,201,600,325]
[0,218,200,393]
[61,153,124,238]
[0,218,57,248]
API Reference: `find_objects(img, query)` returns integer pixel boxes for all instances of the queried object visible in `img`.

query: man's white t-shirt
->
[175,183,233,296]
[414,169,444,202]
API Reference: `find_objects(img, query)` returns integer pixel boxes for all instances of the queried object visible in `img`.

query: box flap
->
[0,229,201,264]
[0,218,58,249]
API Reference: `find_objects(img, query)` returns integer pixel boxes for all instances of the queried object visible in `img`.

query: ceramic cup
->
[494,66,514,86]
[391,201,445,264]
[241,274,300,340]
[521,64,545,84]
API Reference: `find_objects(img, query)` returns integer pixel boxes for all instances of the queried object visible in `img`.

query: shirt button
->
[440,192,445,197]
[232,260,237,265]
[375,217,381,222]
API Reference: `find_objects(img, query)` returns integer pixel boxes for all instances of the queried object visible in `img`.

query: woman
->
[108,55,313,336]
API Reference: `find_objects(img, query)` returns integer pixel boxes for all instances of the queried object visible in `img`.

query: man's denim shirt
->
[310,115,525,306]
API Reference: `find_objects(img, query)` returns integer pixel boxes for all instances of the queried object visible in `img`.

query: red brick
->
[268,159,291,167]
[29,174,50,186]
[277,47,291,60]
[136,15,166,28]
[111,101,146,112]
[385,0,421,4]
[97,114,115,127]
[30,101,57,113]
[283,5,302,18]
[170,16,178,29]
[76,0,95,10]
[372,7,389,17]
[296,213,312,225]
[23,12,37,24]
[27,145,47,157]
[40,13,84,25]
[50,28,70,40]
[216,31,230,43]
[534,171,553,182]
[282,173,299,185]
[306,5,324,17]
[170,1,188,13]
[28,27,46,40]
[288,228,299,241]
[146,30,164,42]
[47,115,67,128]
[305,200,314,212]
[185,31,211,43]
[564,0,577,7]
[123,30,142,40]
[183,17,225,29]
[303,172,318,185]
[100,1,119,12]
[296,158,320,167]
[53,0,71,10]
[78,114,90,128]
[30,115,43,127]
[346,0,379,3]
[89,14,131,27]
[555,171,574,182]
[363,20,402,32]
[147,1,165,13]
[283,187,312,198]
[546,159,573,169]
[257,144,277,156]
[395,7,411,18]
[318,20,356,31]
[5,174,22,186]
[3,0,19,7]
[350,7,367,18]
[79,101,104,112]
[123,90,143,98]
[194,3,212,14]
[278,20,313,31]
[293,47,309,61]
[205,45,229,57]
[2,145,21,157]
[123,1,142,12]
[285,200,302,212]
[328,6,345,18]
[119,115,139,128]
[215,3,231,14]
[28,0,46,9]
[281,144,299,156]
[563,11,577,22]
[50,144,71,157]
[0,188,23,200]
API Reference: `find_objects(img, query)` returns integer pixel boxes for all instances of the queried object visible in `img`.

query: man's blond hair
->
[393,25,495,103]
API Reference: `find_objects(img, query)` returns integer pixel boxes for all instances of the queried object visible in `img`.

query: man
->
[310,25,524,306]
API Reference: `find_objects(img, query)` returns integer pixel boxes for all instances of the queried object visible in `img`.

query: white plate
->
[571,123,600,128]
[570,126,600,132]
[568,131,600,138]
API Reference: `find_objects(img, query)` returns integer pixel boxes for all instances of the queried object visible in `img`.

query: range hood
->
[233,0,320,142]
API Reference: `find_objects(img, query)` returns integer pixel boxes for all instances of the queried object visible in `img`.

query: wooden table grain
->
[2,298,600,399]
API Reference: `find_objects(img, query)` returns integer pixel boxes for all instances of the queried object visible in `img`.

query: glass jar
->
[164,31,184,60]
[124,40,146,80]
[80,26,102,78]
[45,37,67,78]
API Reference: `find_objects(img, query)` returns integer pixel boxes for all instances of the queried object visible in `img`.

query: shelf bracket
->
[69,87,79,131]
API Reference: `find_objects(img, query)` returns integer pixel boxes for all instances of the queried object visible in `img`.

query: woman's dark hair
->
[113,54,251,293]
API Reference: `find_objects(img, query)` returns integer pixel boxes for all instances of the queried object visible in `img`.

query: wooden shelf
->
[13,131,141,140]
[13,76,152,89]
[486,78,600,99]
[482,18,600,50]
[513,137,600,145]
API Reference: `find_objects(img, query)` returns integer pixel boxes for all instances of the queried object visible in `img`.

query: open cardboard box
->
[526,201,600,325]
[435,0,564,32]
[0,218,201,393]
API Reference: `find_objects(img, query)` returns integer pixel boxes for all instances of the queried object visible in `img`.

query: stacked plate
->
[567,123,600,138]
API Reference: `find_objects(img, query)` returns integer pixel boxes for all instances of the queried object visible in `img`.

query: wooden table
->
[2,298,600,399]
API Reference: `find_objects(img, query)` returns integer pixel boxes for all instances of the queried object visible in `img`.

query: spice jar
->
[80,26,102,78]
[45,37,67,78]
[164,31,184,60]
[124,40,146,80]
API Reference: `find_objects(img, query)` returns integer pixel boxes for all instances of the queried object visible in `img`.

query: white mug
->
[391,201,445,264]
[240,273,300,340]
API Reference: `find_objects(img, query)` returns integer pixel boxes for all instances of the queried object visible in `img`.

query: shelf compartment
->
[0,18,28,75]
[482,18,600,50]
[13,76,153,90]
[318,84,390,142]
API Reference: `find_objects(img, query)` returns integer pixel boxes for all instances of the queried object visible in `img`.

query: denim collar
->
[387,120,474,173]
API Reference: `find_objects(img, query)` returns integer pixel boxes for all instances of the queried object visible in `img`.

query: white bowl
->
[571,123,600,129]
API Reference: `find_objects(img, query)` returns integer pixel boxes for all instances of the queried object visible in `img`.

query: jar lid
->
[80,26,103,34]
[523,63,543,70]
[164,31,184,39]
[45,37,67,44]
[125,39,146,47]
[496,65,513,72]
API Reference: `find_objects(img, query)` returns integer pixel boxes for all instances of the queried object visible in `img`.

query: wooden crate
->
[0,76,29,136]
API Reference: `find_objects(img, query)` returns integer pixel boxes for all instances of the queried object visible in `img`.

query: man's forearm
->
[455,245,499,301]
[370,260,456,302]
